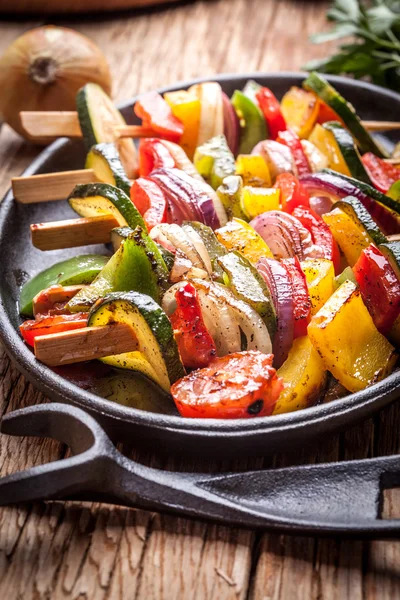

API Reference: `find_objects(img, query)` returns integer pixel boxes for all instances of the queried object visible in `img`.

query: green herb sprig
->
[304,0,400,91]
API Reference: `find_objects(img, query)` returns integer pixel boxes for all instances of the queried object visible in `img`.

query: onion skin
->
[0,26,111,138]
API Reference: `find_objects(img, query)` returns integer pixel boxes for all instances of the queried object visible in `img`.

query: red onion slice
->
[300,171,400,234]
[252,139,294,182]
[150,168,221,229]
[250,211,315,261]
[222,92,240,155]
[257,257,294,368]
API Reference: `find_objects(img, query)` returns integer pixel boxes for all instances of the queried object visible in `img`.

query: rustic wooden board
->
[1,1,400,598]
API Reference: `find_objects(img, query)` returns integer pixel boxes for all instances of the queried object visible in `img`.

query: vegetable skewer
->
[20,109,400,142]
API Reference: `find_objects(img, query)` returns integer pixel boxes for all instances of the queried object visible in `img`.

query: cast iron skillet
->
[0,73,399,458]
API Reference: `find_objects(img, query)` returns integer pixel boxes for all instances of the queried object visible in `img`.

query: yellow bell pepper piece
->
[274,336,327,414]
[308,124,351,176]
[280,87,319,138]
[164,90,201,159]
[240,186,280,219]
[308,280,397,393]
[215,217,274,264]
[235,154,271,187]
[301,259,335,315]
[323,208,372,267]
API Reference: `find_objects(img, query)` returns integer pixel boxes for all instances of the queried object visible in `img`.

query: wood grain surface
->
[0,1,399,598]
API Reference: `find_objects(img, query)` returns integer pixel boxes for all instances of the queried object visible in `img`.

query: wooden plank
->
[12,169,97,203]
[30,214,119,250]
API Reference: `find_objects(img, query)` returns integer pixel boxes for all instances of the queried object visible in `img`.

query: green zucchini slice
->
[68,227,168,312]
[68,182,146,231]
[87,291,185,392]
[19,254,109,317]
[303,72,388,158]
[323,121,372,184]
[76,83,138,178]
[86,143,131,197]
[217,251,276,338]
[378,241,400,281]
[333,196,388,247]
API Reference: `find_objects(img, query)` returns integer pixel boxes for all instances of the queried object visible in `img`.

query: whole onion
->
[0,26,111,138]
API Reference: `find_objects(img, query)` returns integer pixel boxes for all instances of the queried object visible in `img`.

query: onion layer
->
[257,258,294,367]
[250,211,316,261]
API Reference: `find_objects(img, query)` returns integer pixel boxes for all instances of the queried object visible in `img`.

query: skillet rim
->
[0,71,399,442]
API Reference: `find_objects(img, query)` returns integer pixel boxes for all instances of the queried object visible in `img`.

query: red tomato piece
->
[171,350,283,419]
[255,87,287,139]
[20,313,88,347]
[362,153,400,193]
[274,172,310,213]
[130,177,168,230]
[134,92,184,142]
[292,206,341,273]
[276,128,311,176]
[139,138,175,176]
[281,256,311,338]
[353,244,400,335]
[170,282,217,370]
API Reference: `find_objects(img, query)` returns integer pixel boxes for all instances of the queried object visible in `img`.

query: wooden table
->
[1,1,400,597]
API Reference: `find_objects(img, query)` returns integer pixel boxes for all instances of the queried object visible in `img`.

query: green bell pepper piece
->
[231,90,267,154]
[67,227,169,312]
[19,254,109,317]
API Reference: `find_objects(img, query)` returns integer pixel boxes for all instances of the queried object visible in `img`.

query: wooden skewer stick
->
[31,214,119,251]
[12,169,99,204]
[388,234,400,242]
[362,121,400,132]
[34,322,138,367]
[20,111,157,141]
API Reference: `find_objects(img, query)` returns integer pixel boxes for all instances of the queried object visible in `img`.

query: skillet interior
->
[0,72,399,458]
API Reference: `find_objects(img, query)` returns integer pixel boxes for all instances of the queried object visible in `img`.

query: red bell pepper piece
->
[255,87,287,139]
[353,244,400,335]
[292,206,341,273]
[274,172,310,213]
[316,99,343,125]
[362,153,400,193]
[139,138,175,176]
[130,177,168,231]
[134,92,184,142]
[169,282,217,370]
[171,350,283,419]
[276,128,311,176]
[281,256,311,338]
[20,313,87,347]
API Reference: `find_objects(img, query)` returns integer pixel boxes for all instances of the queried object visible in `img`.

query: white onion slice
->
[182,224,213,275]
[150,223,205,269]
[189,82,224,146]
[195,286,241,356]
[160,140,205,181]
